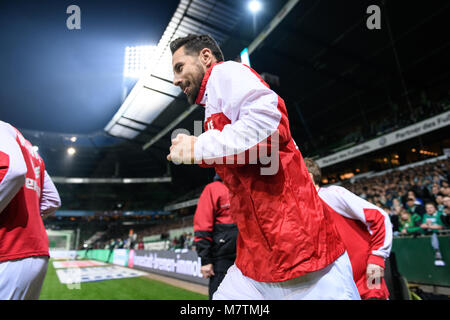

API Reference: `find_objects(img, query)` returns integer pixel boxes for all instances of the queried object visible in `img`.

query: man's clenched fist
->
[201,263,215,279]
[167,133,197,164]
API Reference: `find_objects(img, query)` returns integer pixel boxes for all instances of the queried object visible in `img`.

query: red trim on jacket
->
[195,61,225,106]
[0,152,9,183]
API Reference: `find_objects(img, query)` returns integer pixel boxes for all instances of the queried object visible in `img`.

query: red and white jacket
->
[0,121,61,261]
[318,185,393,299]
[193,61,345,282]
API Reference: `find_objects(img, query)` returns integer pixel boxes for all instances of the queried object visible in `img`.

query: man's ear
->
[199,48,214,68]
[308,172,318,187]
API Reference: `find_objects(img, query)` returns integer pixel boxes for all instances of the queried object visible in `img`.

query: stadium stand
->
[303,98,449,158]
[341,157,450,229]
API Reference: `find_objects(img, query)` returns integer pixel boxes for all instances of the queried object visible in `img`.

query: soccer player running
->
[304,158,393,300]
[167,34,360,300]
[0,120,61,300]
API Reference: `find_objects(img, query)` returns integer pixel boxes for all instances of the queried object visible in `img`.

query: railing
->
[392,234,450,287]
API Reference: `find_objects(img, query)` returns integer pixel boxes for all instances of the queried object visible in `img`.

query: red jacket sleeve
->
[0,122,27,213]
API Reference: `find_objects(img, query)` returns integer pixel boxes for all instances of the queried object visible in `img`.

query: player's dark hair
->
[170,34,224,62]
[304,158,322,185]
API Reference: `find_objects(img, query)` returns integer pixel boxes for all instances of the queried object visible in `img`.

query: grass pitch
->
[40,260,208,300]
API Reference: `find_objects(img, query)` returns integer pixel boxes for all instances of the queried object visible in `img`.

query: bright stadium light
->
[248,0,262,13]
[70,136,77,142]
[124,45,156,78]
[67,147,76,156]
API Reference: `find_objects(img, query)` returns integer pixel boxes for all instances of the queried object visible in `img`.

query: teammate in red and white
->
[0,120,61,300]
[167,34,360,300]
[194,174,238,299]
[304,158,393,300]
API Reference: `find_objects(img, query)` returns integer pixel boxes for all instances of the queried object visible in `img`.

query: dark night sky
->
[0,0,179,134]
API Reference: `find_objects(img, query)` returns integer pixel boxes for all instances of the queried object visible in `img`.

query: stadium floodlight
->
[70,136,77,142]
[248,0,262,13]
[123,45,156,78]
[67,147,76,156]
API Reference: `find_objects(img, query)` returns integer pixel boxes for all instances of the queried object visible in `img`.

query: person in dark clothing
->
[406,196,426,218]
[384,206,399,233]
[106,239,117,263]
[193,173,238,299]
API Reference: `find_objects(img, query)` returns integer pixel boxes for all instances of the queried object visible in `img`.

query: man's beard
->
[187,65,205,105]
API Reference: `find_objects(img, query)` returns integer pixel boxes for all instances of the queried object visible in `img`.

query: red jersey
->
[318,185,393,299]
[0,121,59,261]
[193,61,345,282]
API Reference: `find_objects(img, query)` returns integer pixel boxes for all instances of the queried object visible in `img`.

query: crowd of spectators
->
[302,98,449,157]
[169,232,195,250]
[92,215,195,251]
[341,157,450,237]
